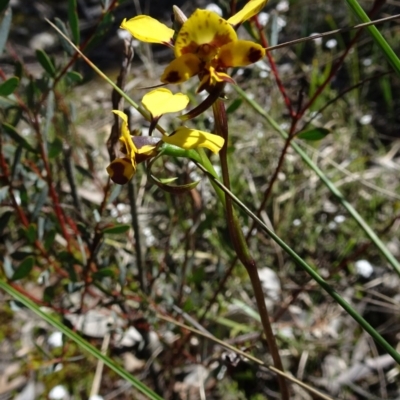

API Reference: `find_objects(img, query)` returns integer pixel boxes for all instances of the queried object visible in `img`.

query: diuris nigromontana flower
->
[121,0,267,93]
[107,92,225,184]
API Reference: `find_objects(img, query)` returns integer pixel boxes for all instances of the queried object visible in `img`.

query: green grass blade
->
[234,85,400,278]
[0,280,164,400]
[344,0,400,77]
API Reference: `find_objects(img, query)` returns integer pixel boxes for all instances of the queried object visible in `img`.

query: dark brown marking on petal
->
[164,70,181,83]
[247,47,263,63]
[180,41,199,55]
[109,161,129,185]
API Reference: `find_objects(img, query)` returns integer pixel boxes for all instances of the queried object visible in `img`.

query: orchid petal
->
[142,88,189,117]
[218,40,265,67]
[162,127,225,154]
[175,9,237,58]
[121,16,174,45]
[161,54,202,84]
[107,157,135,185]
[227,0,268,26]
[112,110,137,159]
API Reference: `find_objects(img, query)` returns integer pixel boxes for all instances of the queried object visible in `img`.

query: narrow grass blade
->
[344,0,400,77]
[0,280,164,400]
[234,85,400,278]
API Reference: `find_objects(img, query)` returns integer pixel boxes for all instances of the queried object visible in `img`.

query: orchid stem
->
[212,99,290,399]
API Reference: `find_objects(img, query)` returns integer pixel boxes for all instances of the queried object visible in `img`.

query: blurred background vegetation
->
[1,0,400,399]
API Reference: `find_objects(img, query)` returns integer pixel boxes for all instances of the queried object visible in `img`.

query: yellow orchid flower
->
[106,110,225,184]
[121,0,267,92]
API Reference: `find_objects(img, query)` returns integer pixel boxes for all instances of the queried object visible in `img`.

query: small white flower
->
[48,331,63,347]
[49,385,68,400]
[276,0,289,12]
[258,12,269,26]
[362,58,372,67]
[334,215,346,224]
[359,114,372,125]
[325,39,337,49]
[355,260,374,278]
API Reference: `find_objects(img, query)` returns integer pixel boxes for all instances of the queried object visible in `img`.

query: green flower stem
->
[234,85,400,278]
[344,0,400,77]
[0,281,164,400]
[212,99,290,399]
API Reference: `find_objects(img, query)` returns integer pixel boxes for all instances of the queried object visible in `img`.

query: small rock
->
[354,259,374,278]
[29,32,56,51]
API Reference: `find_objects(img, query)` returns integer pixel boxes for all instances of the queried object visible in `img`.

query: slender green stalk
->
[234,85,400,278]
[0,281,164,400]
[344,0,400,77]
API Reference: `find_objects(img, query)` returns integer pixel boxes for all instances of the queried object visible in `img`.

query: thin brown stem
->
[213,99,290,399]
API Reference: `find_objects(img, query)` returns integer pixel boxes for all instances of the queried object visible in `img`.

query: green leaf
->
[24,224,37,243]
[159,177,178,184]
[11,256,35,281]
[66,70,83,84]
[48,137,63,158]
[102,224,131,235]
[68,0,80,45]
[35,49,56,77]
[43,285,56,303]
[10,145,22,181]
[0,76,19,96]
[297,127,330,141]
[44,230,56,251]
[54,18,75,56]
[0,210,13,235]
[226,98,242,114]
[31,186,49,220]
[1,123,37,152]
[0,6,11,55]
[152,178,201,194]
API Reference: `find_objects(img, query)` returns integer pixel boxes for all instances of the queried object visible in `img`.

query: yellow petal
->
[142,88,189,117]
[121,16,174,45]
[112,110,138,158]
[107,157,136,185]
[137,144,158,156]
[175,10,237,59]
[161,54,201,84]
[218,40,265,67]
[209,66,236,84]
[227,0,268,26]
[162,127,225,154]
